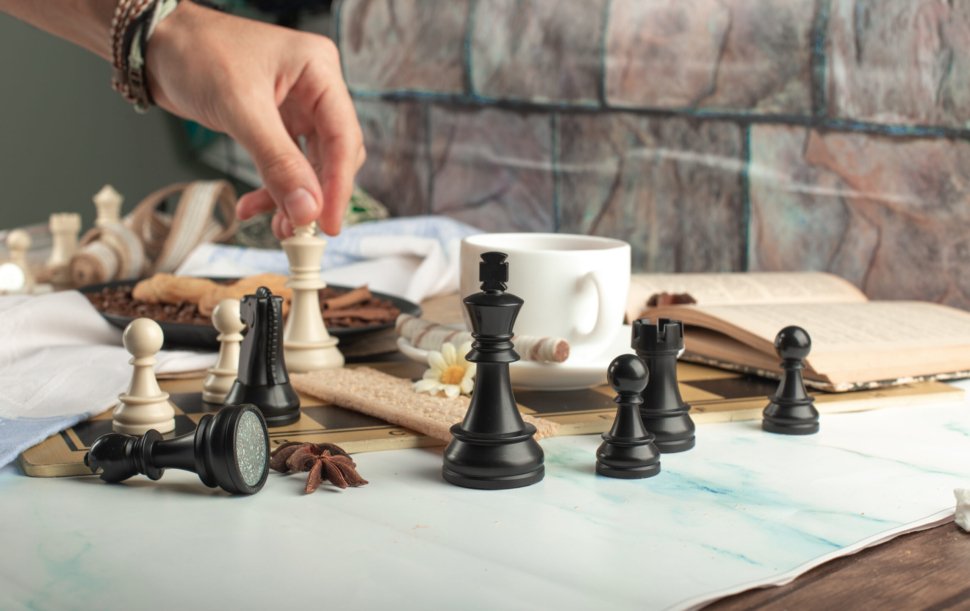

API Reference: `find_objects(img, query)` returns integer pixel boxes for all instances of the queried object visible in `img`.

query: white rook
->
[282,223,343,372]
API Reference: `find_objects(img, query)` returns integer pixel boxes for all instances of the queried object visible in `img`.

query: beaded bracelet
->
[110,0,181,113]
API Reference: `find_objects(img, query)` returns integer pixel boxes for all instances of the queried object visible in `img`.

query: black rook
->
[632,318,696,453]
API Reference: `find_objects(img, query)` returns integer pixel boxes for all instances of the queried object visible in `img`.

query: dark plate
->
[80,279,420,350]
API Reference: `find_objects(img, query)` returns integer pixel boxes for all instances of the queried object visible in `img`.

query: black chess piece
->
[762,326,820,435]
[84,404,270,495]
[224,286,300,426]
[596,354,661,479]
[633,318,696,453]
[442,252,544,490]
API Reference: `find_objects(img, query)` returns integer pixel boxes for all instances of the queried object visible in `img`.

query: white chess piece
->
[92,185,123,228]
[46,213,81,286]
[6,229,34,291]
[282,223,344,372]
[203,299,245,404]
[113,318,176,435]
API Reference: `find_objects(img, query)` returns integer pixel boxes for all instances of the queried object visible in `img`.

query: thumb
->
[228,100,321,227]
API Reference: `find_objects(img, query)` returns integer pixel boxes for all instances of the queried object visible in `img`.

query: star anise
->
[270,442,368,494]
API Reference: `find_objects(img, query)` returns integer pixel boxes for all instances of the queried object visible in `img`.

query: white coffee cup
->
[460,233,631,360]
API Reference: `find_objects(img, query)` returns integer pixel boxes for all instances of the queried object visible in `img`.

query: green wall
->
[0,13,218,231]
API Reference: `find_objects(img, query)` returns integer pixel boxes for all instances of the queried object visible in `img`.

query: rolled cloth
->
[290,367,559,442]
[395,314,570,363]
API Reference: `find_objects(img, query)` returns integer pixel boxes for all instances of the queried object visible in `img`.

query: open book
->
[626,272,970,391]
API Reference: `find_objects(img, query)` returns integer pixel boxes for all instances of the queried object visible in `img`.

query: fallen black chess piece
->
[84,404,270,495]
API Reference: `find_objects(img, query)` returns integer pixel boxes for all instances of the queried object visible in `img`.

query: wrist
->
[144,0,204,109]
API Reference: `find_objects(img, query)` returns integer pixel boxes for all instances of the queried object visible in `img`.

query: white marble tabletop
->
[2,383,968,611]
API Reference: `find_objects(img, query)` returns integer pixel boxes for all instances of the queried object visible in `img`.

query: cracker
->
[291,367,559,442]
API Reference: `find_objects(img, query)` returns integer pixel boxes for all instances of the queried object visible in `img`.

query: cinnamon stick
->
[324,285,372,310]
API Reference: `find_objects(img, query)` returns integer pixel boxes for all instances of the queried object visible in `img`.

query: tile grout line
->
[346,89,970,141]
[740,123,752,272]
[597,0,613,109]
[550,113,561,233]
[810,0,832,119]
[424,102,434,216]
[462,0,479,99]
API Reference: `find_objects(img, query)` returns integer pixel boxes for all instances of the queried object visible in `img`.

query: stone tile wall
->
[335,0,970,308]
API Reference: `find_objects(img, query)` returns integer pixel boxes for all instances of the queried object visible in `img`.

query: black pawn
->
[84,404,270,495]
[596,354,661,479]
[442,252,544,490]
[763,326,819,435]
[225,286,300,426]
[633,318,696,453]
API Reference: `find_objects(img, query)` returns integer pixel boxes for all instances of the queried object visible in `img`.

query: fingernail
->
[282,188,317,224]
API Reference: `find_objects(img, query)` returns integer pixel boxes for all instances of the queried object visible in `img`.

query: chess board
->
[19,359,963,477]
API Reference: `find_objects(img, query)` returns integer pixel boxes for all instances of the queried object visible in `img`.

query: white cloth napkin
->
[0,291,216,468]
[176,215,482,303]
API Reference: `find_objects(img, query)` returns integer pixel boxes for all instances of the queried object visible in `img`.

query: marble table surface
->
[1,383,968,610]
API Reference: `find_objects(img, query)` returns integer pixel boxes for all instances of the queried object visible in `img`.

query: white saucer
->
[396,325,634,391]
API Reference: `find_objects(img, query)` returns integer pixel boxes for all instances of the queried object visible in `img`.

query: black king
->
[442,252,545,490]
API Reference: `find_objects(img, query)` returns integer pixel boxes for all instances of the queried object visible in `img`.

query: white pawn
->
[282,223,344,372]
[113,318,176,435]
[92,185,123,228]
[6,229,34,291]
[47,213,81,287]
[203,299,245,404]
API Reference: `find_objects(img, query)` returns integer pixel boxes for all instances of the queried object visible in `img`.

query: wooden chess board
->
[19,359,963,477]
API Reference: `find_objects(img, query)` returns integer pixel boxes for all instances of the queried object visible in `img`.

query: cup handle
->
[572,272,614,353]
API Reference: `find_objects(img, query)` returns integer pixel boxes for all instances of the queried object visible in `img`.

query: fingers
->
[236,188,274,220]
[227,97,322,228]
[270,210,293,239]
[308,70,365,236]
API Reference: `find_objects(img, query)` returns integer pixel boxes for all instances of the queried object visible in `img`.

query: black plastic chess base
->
[762,417,819,435]
[442,426,545,490]
[442,466,545,490]
[596,461,661,479]
[596,440,660,479]
[652,436,696,453]
[641,408,696,454]
[224,382,300,427]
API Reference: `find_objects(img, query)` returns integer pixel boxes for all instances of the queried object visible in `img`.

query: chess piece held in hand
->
[282,223,343,372]
[442,252,544,490]
[596,354,661,479]
[225,286,301,427]
[86,404,269,495]
[112,318,176,435]
[203,299,245,405]
[633,318,696,453]
[762,326,820,435]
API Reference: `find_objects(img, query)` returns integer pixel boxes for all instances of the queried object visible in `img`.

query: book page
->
[697,302,970,351]
[627,272,867,320]
[663,301,970,388]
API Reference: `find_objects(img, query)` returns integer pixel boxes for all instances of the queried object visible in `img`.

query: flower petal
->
[428,350,447,372]
[441,342,457,365]
[460,376,474,395]
[443,384,460,399]
[413,379,440,394]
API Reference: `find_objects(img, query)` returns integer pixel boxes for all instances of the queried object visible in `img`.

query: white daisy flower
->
[413,341,476,399]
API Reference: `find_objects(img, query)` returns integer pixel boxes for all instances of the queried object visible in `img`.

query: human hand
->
[145,1,364,237]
